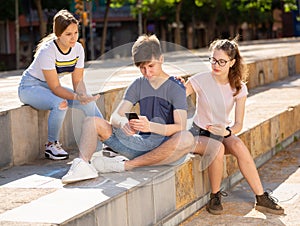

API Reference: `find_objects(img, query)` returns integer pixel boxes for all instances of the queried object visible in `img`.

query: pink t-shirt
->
[189,72,248,129]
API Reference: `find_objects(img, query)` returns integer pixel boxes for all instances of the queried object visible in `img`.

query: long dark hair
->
[209,36,248,96]
[34,9,78,58]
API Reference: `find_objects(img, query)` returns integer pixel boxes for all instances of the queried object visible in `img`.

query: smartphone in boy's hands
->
[125,112,139,121]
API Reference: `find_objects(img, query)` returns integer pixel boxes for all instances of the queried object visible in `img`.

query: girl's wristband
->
[224,126,231,138]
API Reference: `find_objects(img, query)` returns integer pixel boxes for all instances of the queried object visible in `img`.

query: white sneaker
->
[61,158,98,184]
[102,146,119,157]
[92,156,126,173]
[45,141,69,160]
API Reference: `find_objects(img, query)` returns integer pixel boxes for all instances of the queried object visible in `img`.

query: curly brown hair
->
[209,36,248,96]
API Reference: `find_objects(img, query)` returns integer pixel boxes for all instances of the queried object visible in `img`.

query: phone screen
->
[125,112,139,120]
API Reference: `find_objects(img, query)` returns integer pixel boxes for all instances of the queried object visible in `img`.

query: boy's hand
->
[122,122,137,135]
[129,116,150,133]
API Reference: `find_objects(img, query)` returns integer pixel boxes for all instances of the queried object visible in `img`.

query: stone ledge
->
[1,38,300,169]
[1,55,300,170]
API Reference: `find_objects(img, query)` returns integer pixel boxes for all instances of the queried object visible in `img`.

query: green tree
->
[190,0,298,43]
[0,0,15,21]
[34,0,47,38]
[128,0,183,45]
[100,0,112,57]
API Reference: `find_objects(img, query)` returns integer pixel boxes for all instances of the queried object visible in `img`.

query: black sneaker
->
[255,191,284,215]
[45,141,69,160]
[206,191,228,215]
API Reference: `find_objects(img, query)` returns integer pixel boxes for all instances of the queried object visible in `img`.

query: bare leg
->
[79,117,112,162]
[192,136,225,194]
[125,130,194,170]
[224,135,264,196]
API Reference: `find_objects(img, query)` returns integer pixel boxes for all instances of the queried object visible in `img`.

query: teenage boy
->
[62,34,194,183]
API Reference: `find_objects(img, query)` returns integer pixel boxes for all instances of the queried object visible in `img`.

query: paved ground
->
[181,140,300,226]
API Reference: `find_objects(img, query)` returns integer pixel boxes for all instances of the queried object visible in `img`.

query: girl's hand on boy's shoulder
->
[175,76,186,85]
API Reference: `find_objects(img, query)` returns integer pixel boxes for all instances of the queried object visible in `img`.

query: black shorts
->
[189,122,223,142]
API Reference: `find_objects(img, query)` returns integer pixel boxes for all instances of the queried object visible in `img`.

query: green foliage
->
[0,0,15,20]
[0,0,73,21]
[126,0,175,20]
[110,0,127,8]
[0,0,298,37]
[237,0,297,12]
[194,0,219,8]
[0,61,6,71]
[41,0,72,10]
[191,0,298,33]
[194,0,298,13]
[283,2,298,12]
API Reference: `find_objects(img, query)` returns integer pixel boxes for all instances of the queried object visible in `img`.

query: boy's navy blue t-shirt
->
[124,76,187,128]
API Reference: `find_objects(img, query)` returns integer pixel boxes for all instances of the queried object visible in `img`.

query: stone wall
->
[0,53,300,170]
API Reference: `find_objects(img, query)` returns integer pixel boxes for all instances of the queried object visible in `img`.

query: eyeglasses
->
[209,57,231,67]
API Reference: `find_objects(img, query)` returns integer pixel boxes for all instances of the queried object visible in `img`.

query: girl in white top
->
[185,37,284,215]
[18,10,102,160]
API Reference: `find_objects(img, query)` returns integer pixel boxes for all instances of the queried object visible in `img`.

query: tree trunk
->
[34,0,47,38]
[174,0,182,46]
[143,17,147,34]
[100,0,111,59]
[205,0,221,44]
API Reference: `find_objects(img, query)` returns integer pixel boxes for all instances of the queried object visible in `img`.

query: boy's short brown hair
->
[132,34,162,67]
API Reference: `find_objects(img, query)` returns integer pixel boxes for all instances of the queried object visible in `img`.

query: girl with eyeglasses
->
[185,37,284,215]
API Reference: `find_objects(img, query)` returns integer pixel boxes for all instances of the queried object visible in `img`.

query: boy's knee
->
[84,116,111,133]
[178,130,195,150]
[84,116,101,127]
[58,100,68,110]
[219,145,225,155]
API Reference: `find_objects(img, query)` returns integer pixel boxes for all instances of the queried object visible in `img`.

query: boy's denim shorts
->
[103,127,168,160]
